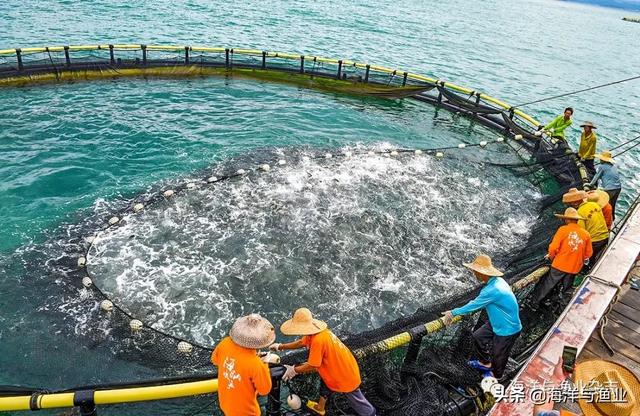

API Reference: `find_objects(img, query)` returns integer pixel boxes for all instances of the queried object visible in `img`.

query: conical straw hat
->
[580,121,597,129]
[229,313,276,349]
[587,189,610,208]
[462,254,504,277]
[555,207,586,221]
[280,308,327,336]
[595,151,615,164]
[575,360,640,416]
[563,187,588,204]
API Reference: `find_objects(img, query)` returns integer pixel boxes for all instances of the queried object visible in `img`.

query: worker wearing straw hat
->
[530,207,592,307]
[442,254,522,380]
[587,189,613,230]
[563,188,609,268]
[211,314,275,416]
[578,121,598,176]
[270,308,376,416]
[533,359,640,416]
[588,151,622,222]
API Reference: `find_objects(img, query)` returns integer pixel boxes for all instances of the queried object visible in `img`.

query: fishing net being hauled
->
[0,47,590,416]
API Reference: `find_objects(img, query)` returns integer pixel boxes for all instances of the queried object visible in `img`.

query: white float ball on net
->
[325,153,332,159]
[178,341,193,354]
[458,143,466,149]
[534,130,543,137]
[260,164,271,172]
[343,151,352,157]
[82,276,92,287]
[130,319,143,333]
[415,149,423,155]
[301,156,310,163]
[390,150,399,156]
[496,136,505,142]
[287,394,302,410]
[207,176,218,183]
[100,300,114,312]
[479,141,488,148]
[367,151,375,156]
[108,216,120,225]
[163,190,175,198]
[514,134,523,140]
[278,159,287,166]
[435,152,444,159]
[133,203,144,212]
[237,169,246,175]
[186,182,196,189]
[77,257,87,267]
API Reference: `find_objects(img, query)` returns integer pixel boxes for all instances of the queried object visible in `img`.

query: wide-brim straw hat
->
[575,359,640,416]
[555,207,586,221]
[587,189,610,208]
[580,121,597,129]
[462,254,504,277]
[563,187,588,204]
[595,151,615,164]
[229,313,276,349]
[280,308,328,336]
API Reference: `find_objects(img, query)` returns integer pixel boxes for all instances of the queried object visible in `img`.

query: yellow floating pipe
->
[0,379,217,412]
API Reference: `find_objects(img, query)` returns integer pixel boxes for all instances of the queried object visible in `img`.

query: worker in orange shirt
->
[211,314,276,416]
[587,189,613,230]
[530,207,593,306]
[270,308,376,416]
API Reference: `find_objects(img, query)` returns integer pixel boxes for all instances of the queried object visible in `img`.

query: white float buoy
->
[415,149,423,155]
[100,300,114,312]
[325,153,332,159]
[390,150,399,156]
[133,203,144,212]
[479,141,488,147]
[301,156,310,163]
[343,151,353,157]
[178,341,193,354]
[237,169,246,175]
[82,276,92,287]
[278,159,287,166]
[186,183,196,189]
[108,216,120,225]
[163,190,175,198]
[534,130,543,137]
[496,137,505,142]
[481,376,500,394]
[260,164,271,172]
[368,151,375,156]
[78,257,87,267]
[514,134,523,140]
[458,143,466,149]
[130,319,143,333]
[287,394,302,411]
[435,152,444,159]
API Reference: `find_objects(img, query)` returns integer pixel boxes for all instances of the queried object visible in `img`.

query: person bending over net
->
[529,207,592,309]
[543,107,574,141]
[588,151,622,223]
[270,308,376,416]
[577,121,598,177]
[441,254,522,380]
[562,188,609,270]
[211,314,276,416]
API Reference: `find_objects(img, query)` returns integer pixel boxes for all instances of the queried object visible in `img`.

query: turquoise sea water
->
[1,0,640,414]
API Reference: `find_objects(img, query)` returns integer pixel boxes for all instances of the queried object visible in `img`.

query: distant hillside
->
[564,0,640,11]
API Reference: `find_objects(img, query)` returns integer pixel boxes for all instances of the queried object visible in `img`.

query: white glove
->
[283,364,298,382]
[441,311,454,326]
[544,254,550,261]
[269,343,281,351]
[260,352,281,365]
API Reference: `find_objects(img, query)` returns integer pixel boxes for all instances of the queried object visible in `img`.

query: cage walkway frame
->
[0,44,589,414]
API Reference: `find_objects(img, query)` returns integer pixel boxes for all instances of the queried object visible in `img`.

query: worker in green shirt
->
[577,121,597,176]
[544,107,573,140]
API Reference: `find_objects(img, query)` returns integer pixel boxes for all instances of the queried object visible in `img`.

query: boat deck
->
[579,281,640,375]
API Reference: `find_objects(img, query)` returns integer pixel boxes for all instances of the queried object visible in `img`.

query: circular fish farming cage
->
[0,45,591,415]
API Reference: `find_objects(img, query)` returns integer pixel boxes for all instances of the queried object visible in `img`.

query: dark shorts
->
[319,382,376,416]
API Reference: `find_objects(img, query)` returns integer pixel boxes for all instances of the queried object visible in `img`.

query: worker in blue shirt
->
[442,254,522,379]
[588,151,622,222]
